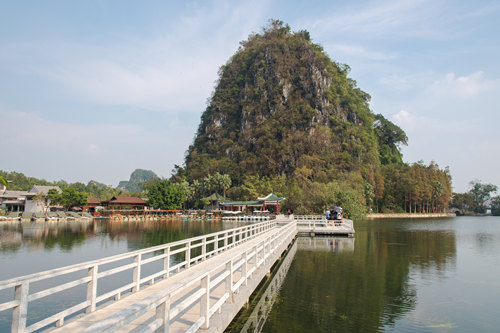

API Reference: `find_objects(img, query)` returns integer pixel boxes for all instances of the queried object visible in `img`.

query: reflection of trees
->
[262,225,456,332]
[43,228,87,252]
[0,229,22,252]
[0,222,94,253]
[108,220,229,251]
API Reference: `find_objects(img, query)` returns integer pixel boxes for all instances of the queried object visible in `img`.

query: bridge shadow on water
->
[226,236,356,333]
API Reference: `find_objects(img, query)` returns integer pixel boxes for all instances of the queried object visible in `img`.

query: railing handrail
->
[80,221,298,333]
[0,219,278,333]
[0,220,275,288]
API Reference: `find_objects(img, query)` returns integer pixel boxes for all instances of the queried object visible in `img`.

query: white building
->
[0,185,62,213]
[25,185,62,213]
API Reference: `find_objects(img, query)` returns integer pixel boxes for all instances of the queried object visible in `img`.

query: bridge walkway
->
[49,222,296,333]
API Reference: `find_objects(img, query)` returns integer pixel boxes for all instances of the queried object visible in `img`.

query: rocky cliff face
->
[185,21,379,182]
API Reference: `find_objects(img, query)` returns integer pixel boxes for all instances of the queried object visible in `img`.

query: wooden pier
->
[280,214,355,237]
[0,215,353,332]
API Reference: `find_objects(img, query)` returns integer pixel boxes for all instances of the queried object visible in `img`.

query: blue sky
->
[1,0,499,192]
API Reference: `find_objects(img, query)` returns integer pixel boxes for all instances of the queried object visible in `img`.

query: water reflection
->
[0,219,238,255]
[230,240,298,333]
[0,219,240,332]
[261,221,458,333]
[296,237,355,253]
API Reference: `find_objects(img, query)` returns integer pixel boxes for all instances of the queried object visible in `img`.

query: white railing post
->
[163,247,170,278]
[202,237,207,261]
[254,244,259,268]
[224,232,228,249]
[12,281,29,333]
[133,254,142,292]
[86,265,98,313]
[214,234,219,254]
[225,261,233,303]
[156,294,171,333]
[243,251,248,286]
[185,242,191,269]
[200,274,210,329]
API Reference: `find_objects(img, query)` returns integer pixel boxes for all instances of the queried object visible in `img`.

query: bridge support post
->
[133,254,142,292]
[200,274,210,329]
[186,242,191,269]
[156,294,170,333]
[243,250,248,286]
[86,265,97,313]
[225,261,233,303]
[163,247,170,278]
[202,238,207,261]
[12,282,29,333]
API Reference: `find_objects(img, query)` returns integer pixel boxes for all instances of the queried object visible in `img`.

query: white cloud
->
[326,43,398,61]
[87,144,101,153]
[309,0,455,40]
[428,72,498,98]
[392,110,418,131]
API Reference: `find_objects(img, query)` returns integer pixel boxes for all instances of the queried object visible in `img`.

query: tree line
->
[451,180,499,215]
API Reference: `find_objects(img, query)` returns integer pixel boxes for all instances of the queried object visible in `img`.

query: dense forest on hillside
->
[178,21,452,218]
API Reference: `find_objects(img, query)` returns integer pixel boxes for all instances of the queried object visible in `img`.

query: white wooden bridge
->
[0,215,353,333]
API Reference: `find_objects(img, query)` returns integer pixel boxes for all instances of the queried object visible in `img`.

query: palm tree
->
[220,174,232,199]
[0,176,7,188]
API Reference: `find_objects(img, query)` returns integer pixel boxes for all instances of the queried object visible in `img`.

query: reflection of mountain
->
[261,227,457,332]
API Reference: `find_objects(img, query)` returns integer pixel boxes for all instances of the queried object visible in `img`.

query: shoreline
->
[366,213,455,219]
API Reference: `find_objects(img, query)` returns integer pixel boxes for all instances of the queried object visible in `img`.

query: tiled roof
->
[87,197,101,204]
[257,193,285,202]
[29,185,62,195]
[107,196,146,204]
[0,191,29,199]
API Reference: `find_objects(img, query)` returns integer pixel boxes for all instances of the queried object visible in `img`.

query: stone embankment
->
[367,213,455,219]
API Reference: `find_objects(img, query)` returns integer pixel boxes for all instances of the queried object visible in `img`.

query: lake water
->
[1,216,499,332]
[259,216,500,332]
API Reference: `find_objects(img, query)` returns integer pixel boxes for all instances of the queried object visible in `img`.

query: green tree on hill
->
[146,179,186,210]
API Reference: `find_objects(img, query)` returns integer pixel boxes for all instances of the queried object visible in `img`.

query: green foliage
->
[467,180,498,213]
[0,170,63,191]
[491,196,500,216]
[373,114,408,165]
[58,188,88,210]
[184,21,381,183]
[0,176,7,187]
[146,179,186,210]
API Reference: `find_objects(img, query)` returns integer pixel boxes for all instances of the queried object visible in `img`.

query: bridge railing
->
[0,220,276,333]
[294,215,354,230]
[80,220,298,332]
[294,215,325,221]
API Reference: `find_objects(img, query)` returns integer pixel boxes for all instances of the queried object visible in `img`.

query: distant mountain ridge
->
[117,169,159,193]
